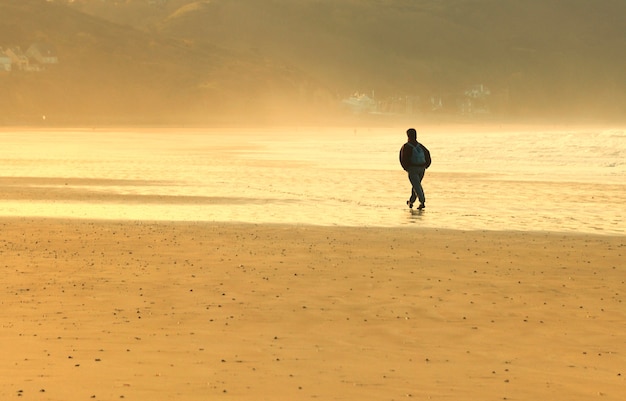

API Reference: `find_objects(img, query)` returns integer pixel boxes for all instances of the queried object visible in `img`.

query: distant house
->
[0,48,11,71]
[4,47,29,71]
[26,43,59,65]
[342,92,377,113]
[465,84,491,99]
[461,84,491,114]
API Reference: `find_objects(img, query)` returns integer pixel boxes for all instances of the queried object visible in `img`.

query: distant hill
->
[0,0,333,126]
[2,0,625,126]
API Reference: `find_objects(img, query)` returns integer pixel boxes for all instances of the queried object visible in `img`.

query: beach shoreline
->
[1,218,624,400]
[1,127,625,234]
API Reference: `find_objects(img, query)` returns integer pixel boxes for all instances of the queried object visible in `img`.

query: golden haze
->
[1,0,625,126]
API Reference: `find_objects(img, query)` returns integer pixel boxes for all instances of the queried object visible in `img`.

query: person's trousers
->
[407,167,426,205]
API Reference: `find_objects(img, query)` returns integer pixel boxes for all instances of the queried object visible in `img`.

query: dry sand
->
[1,218,624,401]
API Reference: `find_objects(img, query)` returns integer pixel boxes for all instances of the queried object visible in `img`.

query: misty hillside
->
[150,0,626,117]
[2,0,625,126]
[0,0,331,125]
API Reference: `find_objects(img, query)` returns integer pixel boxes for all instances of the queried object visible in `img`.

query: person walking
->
[399,128,431,209]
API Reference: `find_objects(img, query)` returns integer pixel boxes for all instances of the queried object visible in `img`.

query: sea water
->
[0,126,624,235]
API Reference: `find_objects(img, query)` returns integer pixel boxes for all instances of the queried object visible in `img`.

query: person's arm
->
[400,144,411,170]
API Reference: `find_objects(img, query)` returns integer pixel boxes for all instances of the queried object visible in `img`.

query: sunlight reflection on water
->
[0,127,624,234]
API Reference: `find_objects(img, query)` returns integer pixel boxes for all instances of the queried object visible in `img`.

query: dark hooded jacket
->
[399,140,431,171]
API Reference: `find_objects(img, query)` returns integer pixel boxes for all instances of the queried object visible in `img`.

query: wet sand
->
[1,218,624,400]
[2,128,625,234]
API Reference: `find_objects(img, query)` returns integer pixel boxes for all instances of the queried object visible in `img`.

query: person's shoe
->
[417,203,425,210]
[406,200,413,209]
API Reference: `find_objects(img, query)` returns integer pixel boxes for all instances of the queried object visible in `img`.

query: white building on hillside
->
[0,48,12,71]
[26,43,59,65]
[4,47,30,71]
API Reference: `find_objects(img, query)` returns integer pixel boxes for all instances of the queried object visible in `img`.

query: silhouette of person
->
[399,128,431,209]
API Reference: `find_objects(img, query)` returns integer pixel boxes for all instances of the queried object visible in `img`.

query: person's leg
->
[408,188,417,207]
[418,169,426,206]
[408,168,425,207]
[407,171,417,208]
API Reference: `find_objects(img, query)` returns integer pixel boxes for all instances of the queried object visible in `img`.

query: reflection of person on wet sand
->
[399,128,431,210]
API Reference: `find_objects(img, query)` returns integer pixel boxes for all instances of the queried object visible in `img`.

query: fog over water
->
[0,127,624,235]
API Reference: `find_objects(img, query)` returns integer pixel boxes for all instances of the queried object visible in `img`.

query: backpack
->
[408,143,426,165]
